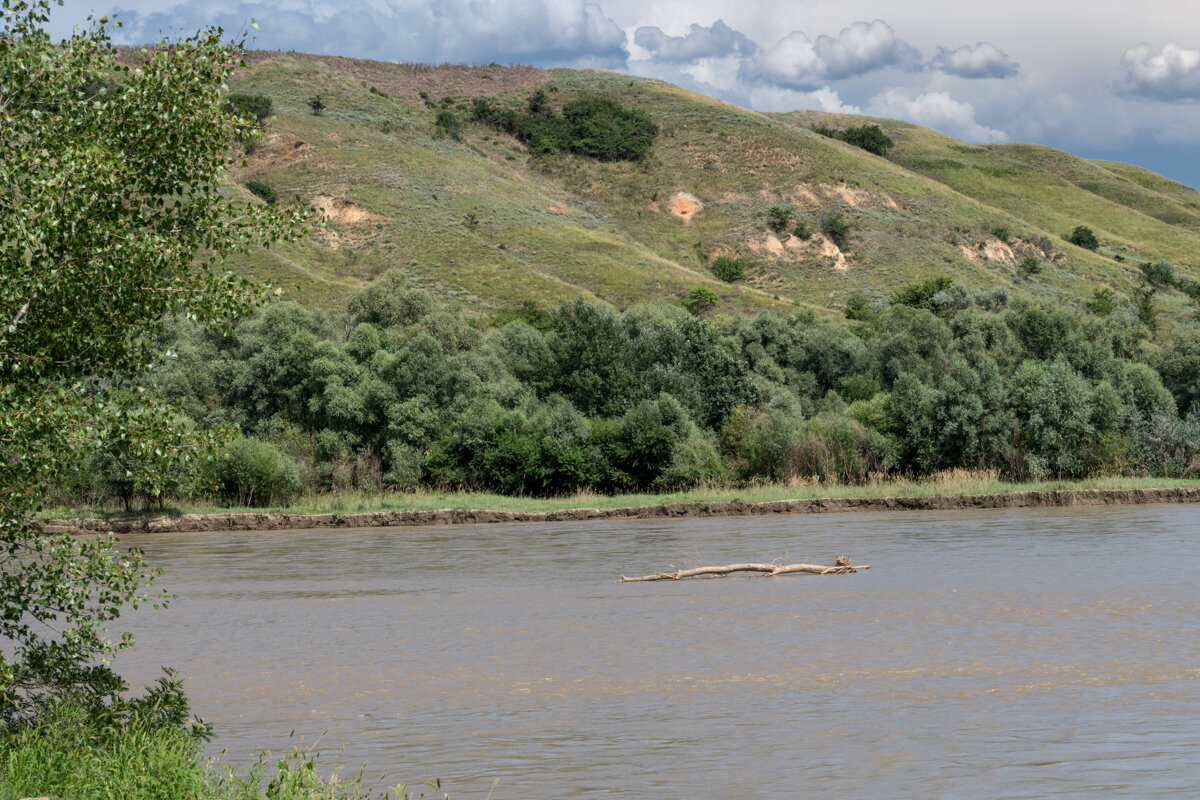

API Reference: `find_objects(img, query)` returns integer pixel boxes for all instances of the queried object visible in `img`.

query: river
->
[113,504,1200,798]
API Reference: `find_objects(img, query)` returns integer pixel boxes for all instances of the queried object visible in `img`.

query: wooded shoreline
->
[41,486,1200,534]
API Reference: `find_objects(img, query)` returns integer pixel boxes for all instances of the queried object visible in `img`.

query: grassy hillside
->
[222,53,1200,323]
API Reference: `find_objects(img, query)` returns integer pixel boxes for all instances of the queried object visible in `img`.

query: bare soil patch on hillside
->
[311,194,381,250]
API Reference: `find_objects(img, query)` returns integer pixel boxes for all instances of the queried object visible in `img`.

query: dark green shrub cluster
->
[472,91,657,161]
[1140,259,1175,288]
[891,276,954,312]
[491,300,553,330]
[711,256,746,282]
[435,109,464,141]
[845,293,874,321]
[1086,287,1116,317]
[1066,225,1099,250]
[822,213,851,248]
[223,92,271,122]
[766,204,794,233]
[244,179,276,205]
[812,123,894,157]
[307,95,325,116]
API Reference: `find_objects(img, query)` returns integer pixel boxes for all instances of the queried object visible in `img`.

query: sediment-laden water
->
[114,504,1200,798]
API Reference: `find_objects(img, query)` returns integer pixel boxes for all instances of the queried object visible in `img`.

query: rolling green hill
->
[223,53,1200,325]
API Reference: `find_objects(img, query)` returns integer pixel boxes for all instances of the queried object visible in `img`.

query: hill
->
[222,53,1200,324]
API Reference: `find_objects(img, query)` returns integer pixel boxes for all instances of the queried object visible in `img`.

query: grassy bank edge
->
[41,475,1200,524]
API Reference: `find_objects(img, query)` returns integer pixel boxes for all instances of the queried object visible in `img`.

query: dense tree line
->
[57,270,1200,508]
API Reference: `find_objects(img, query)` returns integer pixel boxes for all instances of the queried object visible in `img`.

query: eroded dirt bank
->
[40,487,1200,534]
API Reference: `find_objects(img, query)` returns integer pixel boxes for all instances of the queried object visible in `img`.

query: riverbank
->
[40,476,1200,534]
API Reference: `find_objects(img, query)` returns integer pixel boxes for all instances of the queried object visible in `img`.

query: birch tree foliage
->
[0,0,304,711]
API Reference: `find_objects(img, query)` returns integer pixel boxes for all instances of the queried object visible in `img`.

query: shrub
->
[844,293,874,321]
[1018,256,1043,277]
[970,285,1010,311]
[1066,225,1099,250]
[840,124,894,157]
[656,431,728,489]
[476,92,657,161]
[682,286,720,314]
[307,95,325,116]
[793,219,812,240]
[214,437,302,507]
[1086,287,1116,316]
[991,225,1011,243]
[813,123,894,157]
[766,203,794,233]
[561,95,657,160]
[1140,259,1175,288]
[435,109,464,140]
[491,300,553,331]
[245,179,276,205]
[891,276,954,312]
[223,92,271,122]
[711,256,746,282]
[1130,411,1200,477]
[822,213,850,248]
[1136,286,1158,333]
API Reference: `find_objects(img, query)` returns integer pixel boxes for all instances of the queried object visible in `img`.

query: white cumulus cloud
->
[633,19,756,63]
[868,89,1007,143]
[739,19,920,90]
[931,42,1019,79]
[1119,42,1200,101]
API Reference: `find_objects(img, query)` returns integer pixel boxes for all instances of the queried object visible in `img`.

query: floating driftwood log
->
[621,555,867,582]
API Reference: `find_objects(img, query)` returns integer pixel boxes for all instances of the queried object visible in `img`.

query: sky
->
[46,0,1200,189]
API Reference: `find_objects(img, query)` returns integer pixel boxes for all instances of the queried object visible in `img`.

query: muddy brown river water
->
[113,504,1200,798]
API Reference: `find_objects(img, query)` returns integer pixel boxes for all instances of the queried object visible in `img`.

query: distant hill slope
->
[223,53,1200,323]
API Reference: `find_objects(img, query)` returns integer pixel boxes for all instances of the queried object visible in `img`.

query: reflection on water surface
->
[116,504,1200,798]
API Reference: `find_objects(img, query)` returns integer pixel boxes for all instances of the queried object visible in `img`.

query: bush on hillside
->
[1140,259,1175,288]
[812,123,894,157]
[1066,225,1099,250]
[822,213,851,248]
[223,92,272,122]
[682,286,720,314]
[245,179,276,205]
[891,276,955,313]
[473,92,657,161]
[711,256,746,282]
[766,204,794,233]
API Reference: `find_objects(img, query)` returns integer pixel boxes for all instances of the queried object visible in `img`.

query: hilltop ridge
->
[222,53,1200,325]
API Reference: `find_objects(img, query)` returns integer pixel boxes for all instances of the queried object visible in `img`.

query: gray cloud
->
[108,0,628,67]
[931,42,1019,79]
[633,19,756,63]
[739,19,920,90]
[1119,42,1200,101]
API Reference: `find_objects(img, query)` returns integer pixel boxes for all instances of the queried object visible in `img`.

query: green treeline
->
[62,271,1200,508]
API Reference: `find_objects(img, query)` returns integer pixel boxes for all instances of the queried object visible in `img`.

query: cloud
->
[1118,42,1200,101]
[743,84,862,114]
[739,19,920,90]
[931,42,1019,79]
[868,89,1007,143]
[107,0,628,67]
[633,19,756,63]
